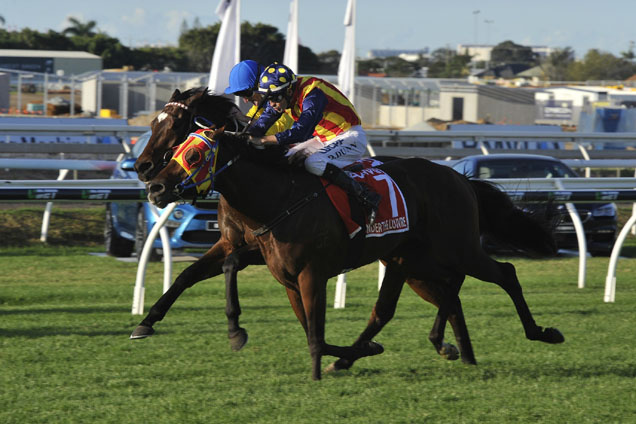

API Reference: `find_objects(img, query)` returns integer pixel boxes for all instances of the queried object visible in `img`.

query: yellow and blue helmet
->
[258,63,297,94]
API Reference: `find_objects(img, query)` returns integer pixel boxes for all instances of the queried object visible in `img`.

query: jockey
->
[248,62,381,221]
[224,60,293,135]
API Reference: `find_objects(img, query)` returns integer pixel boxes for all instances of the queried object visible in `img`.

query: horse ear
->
[170,89,181,100]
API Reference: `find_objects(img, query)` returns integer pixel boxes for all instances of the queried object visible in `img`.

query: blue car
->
[104,131,221,259]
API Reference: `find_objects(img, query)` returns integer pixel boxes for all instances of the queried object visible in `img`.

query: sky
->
[2,0,635,59]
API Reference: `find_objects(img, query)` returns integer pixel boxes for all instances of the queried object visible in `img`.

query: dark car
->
[104,131,221,259]
[451,154,618,256]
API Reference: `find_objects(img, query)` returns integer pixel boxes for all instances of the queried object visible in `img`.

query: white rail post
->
[555,179,587,288]
[378,261,386,290]
[148,205,173,293]
[604,212,636,302]
[132,203,176,315]
[40,167,69,242]
[334,273,347,309]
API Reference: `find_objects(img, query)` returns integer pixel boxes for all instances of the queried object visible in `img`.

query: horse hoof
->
[366,340,384,356]
[130,325,154,339]
[324,359,352,373]
[229,328,248,351]
[542,327,565,344]
[439,342,460,360]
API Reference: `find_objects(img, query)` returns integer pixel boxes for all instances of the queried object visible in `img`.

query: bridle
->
[157,99,240,168]
[171,131,239,205]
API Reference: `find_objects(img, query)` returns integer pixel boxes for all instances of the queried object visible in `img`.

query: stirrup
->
[367,209,377,226]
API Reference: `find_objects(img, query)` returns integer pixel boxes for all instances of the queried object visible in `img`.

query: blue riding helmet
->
[258,63,297,94]
[224,60,264,95]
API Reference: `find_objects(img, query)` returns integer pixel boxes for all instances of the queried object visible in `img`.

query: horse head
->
[146,127,242,208]
[134,87,249,182]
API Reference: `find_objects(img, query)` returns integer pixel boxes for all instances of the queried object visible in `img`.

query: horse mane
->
[172,87,251,128]
[217,131,292,169]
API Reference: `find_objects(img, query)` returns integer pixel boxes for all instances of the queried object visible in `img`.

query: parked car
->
[104,131,221,259]
[451,154,618,256]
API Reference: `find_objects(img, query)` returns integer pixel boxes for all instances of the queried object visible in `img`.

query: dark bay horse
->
[145,127,564,380]
[131,88,476,361]
[132,87,257,350]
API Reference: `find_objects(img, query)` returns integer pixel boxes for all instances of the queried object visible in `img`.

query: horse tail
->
[470,179,557,257]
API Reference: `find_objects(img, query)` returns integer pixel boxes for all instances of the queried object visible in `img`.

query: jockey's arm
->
[272,89,327,146]
[247,104,293,136]
[247,104,283,137]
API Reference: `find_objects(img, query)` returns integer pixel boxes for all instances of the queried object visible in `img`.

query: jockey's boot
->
[323,163,381,225]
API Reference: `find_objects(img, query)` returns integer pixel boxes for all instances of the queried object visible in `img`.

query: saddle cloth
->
[321,159,410,239]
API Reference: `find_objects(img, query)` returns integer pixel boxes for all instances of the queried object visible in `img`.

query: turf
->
[1,242,636,423]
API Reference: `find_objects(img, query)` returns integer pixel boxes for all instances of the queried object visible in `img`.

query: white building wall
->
[477,95,535,125]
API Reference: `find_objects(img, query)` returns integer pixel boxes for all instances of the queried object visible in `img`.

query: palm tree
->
[62,17,97,37]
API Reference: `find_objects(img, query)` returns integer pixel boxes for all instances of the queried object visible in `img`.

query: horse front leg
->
[130,241,229,339]
[222,245,265,350]
[297,269,329,380]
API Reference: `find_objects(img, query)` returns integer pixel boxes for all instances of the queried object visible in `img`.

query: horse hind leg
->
[324,263,404,374]
[407,277,477,365]
[469,254,564,344]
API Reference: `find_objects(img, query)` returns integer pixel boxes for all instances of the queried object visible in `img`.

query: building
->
[367,48,429,62]
[457,44,552,63]
[0,49,102,76]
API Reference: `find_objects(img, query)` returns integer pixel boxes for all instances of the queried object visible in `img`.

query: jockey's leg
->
[305,128,381,222]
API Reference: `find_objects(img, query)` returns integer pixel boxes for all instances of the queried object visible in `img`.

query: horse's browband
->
[165,102,190,111]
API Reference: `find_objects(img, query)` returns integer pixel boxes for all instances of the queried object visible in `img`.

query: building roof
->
[0,49,101,59]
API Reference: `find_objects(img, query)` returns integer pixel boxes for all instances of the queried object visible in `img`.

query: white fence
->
[3,124,636,311]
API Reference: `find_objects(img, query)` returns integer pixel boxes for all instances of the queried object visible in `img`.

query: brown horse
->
[144,127,564,380]
[132,88,476,362]
[132,87,256,350]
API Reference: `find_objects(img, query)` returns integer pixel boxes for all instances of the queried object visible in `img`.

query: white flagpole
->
[208,0,241,95]
[337,0,356,102]
[283,0,299,73]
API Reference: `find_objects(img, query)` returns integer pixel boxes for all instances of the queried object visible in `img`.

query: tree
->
[490,40,536,66]
[543,47,575,81]
[178,23,220,72]
[621,41,635,62]
[426,48,471,78]
[62,17,97,37]
[179,19,189,36]
[0,15,5,26]
[177,21,321,73]
[568,49,636,81]
[71,32,131,68]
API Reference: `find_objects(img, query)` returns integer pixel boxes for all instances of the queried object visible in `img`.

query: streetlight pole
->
[473,10,480,45]
[484,19,494,45]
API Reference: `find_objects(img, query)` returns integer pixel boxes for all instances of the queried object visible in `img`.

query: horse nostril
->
[136,161,154,175]
[148,183,165,195]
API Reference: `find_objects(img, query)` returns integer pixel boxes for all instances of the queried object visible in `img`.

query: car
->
[104,131,221,259]
[451,154,618,256]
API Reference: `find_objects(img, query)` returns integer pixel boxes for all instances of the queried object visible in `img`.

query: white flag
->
[283,0,299,73]
[208,0,241,96]
[337,0,356,102]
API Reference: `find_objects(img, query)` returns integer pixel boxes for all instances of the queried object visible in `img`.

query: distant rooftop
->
[0,49,101,59]
[368,48,429,59]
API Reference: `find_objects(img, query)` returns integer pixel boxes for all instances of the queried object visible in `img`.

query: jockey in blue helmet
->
[225,60,293,135]
[248,62,381,223]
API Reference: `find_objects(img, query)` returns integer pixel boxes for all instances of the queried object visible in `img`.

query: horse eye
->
[163,150,173,162]
[185,149,202,166]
